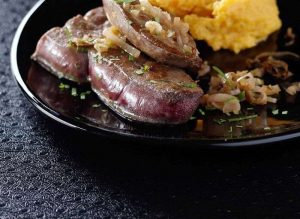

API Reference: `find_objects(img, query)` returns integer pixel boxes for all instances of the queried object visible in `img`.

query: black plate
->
[11,0,300,147]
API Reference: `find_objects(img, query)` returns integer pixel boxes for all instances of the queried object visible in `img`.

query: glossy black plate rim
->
[10,0,300,147]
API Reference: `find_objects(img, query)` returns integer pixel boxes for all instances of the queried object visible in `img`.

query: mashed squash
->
[150,0,282,53]
[149,0,216,17]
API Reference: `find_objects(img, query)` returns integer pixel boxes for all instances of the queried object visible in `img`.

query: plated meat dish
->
[32,3,203,125]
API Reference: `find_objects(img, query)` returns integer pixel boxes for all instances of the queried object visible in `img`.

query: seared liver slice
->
[31,8,107,84]
[103,0,203,72]
[89,49,203,124]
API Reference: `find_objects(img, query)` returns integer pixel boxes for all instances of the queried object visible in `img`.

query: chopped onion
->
[145,21,163,35]
[231,88,241,96]
[103,26,141,58]
[267,97,278,103]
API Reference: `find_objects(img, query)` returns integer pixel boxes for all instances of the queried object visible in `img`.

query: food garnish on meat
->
[103,0,203,71]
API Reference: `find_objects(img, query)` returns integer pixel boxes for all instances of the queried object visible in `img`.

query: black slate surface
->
[2,0,300,218]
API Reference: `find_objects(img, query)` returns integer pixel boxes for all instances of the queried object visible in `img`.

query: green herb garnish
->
[71,88,78,97]
[190,116,197,120]
[228,126,233,133]
[227,115,258,123]
[59,82,70,90]
[264,127,271,131]
[199,108,206,116]
[282,111,288,115]
[80,91,92,100]
[135,64,151,75]
[178,82,198,89]
[237,91,245,101]
[212,66,226,81]
[214,115,258,125]
[128,54,135,61]
[214,118,227,125]
[272,109,279,115]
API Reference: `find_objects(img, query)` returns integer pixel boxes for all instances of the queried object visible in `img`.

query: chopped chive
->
[212,66,226,81]
[214,118,227,125]
[228,126,233,133]
[264,127,271,131]
[71,88,78,97]
[247,107,254,111]
[59,83,65,89]
[59,82,70,90]
[143,64,151,72]
[272,109,279,115]
[128,54,135,61]
[282,111,288,115]
[190,116,197,120]
[228,115,257,123]
[178,82,198,89]
[80,93,86,100]
[199,108,206,116]
[237,91,245,101]
[102,109,108,112]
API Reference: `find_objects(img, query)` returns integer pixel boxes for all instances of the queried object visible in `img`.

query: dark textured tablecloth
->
[2,0,300,218]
